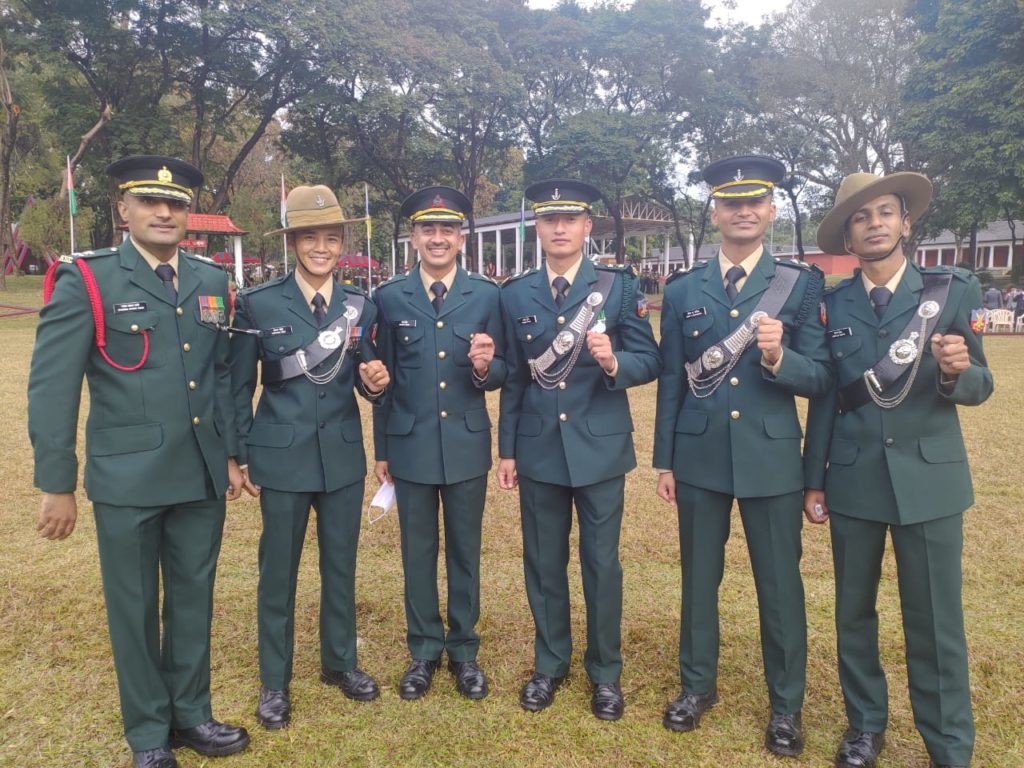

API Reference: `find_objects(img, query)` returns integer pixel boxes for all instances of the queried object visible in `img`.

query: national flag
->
[280,174,287,227]
[67,156,78,216]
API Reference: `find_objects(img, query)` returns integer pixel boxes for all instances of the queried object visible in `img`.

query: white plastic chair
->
[988,308,1014,333]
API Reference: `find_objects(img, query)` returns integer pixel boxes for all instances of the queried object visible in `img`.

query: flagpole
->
[364,183,372,294]
[66,156,77,253]
[280,174,288,273]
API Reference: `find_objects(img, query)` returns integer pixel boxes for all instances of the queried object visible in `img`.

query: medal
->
[888,332,919,365]
[318,329,342,350]
[587,291,603,306]
[591,310,607,334]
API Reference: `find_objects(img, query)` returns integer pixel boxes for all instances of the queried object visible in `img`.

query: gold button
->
[729,309,740,318]
[189,380,197,390]
[557,316,566,325]
[129,323,140,333]
[436,320,444,329]
[559,413,567,422]
[176,307,184,316]
[526,333,533,341]
[192,416,201,425]
[730,377,739,386]
[691,330,700,338]
[439,381,447,390]
[440,410,448,419]
[438,350,446,359]
[730,410,740,420]
[558,381,567,390]
[182,342,191,352]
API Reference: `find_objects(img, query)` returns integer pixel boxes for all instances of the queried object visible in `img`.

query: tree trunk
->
[968,221,978,270]
[783,185,806,258]
[0,40,20,290]
[612,205,626,264]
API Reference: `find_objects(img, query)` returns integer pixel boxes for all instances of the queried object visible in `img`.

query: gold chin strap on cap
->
[410,207,465,222]
[532,201,592,213]
[711,179,775,198]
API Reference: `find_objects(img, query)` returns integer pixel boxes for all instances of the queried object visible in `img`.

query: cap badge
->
[432,194,445,207]
[733,169,744,182]
[158,166,172,183]
[551,188,561,200]
[315,194,326,208]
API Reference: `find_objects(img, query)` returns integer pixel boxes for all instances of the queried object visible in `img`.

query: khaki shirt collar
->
[294,267,334,313]
[132,237,179,289]
[545,255,584,298]
[717,245,763,291]
[420,263,458,301]
[860,256,908,295]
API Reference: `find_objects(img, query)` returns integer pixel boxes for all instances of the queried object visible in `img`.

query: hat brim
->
[817,173,932,255]
[264,216,367,237]
[124,187,194,204]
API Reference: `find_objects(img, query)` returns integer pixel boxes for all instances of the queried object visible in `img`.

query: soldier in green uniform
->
[372,186,506,701]
[653,156,832,755]
[803,172,991,768]
[498,179,661,721]
[229,185,390,729]
[28,155,250,768]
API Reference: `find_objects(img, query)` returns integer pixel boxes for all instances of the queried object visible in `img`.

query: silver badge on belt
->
[888,332,920,365]
[318,329,342,350]
[918,300,939,319]
[553,330,575,355]
[702,346,725,370]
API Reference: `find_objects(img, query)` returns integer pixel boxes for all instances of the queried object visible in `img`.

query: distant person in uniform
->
[653,155,832,756]
[28,155,250,768]
[372,186,505,701]
[804,171,992,768]
[498,179,661,721]
[229,185,389,730]
[982,284,1002,309]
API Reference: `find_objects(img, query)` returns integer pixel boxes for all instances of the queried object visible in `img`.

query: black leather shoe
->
[835,729,885,768]
[663,689,719,732]
[320,667,380,701]
[765,711,804,757]
[448,660,489,700]
[169,719,250,757]
[398,659,439,700]
[132,746,177,768]
[255,687,290,730]
[591,681,624,721]
[519,672,564,712]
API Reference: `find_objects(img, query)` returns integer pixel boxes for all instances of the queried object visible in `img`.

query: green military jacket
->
[803,263,993,525]
[499,259,661,488]
[372,264,506,485]
[653,254,832,498]
[28,241,236,506]
[229,272,380,493]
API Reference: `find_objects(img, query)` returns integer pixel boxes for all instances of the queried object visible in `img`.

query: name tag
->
[684,307,707,319]
[517,315,538,325]
[396,319,417,328]
[113,301,147,314]
[828,327,853,339]
[267,325,293,336]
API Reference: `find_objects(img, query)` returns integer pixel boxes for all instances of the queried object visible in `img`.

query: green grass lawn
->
[0,274,1022,767]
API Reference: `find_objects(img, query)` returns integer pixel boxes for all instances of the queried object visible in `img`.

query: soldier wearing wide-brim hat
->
[653,154,833,755]
[804,171,991,768]
[28,154,250,768]
[371,185,506,702]
[229,184,390,730]
[497,177,661,721]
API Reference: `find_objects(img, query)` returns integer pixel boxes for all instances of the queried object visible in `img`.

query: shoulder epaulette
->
[501,267,536,287]
[774,256,813,271]
[184,253,217,266]
[922,264,971,282]
[823,275,857,295]
[341,282,370,298]
[239,273,288,297]
[595,262,634,275]
[61,247,117,263]
[376,273,407,290]
[468,272,499,286]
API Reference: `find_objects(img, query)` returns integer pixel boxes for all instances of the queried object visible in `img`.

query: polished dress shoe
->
[255,687,291,730]
[591,681,624,721]
[765,711,804,757]
[519,672,564,712]
[448,660,489,700]
[320,667,380,701]
[132,746,177,768]
[835,729,885,768]
[169,719,250,757]
[662,689,719,732]
[398,659,439,700]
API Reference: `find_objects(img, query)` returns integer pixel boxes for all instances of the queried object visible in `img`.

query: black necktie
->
[870,286,892,320]
[430,281,446,315]
[553,276,570,308]
[312,292,327,325]
[155,263,177,303]
[725,265,745,303]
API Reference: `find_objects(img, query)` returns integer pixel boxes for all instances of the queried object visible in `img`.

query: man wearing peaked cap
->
[28,155,249,768]
[653,154,832,754]
[498,177,661,721]
[229,184,390,730]
[372,185,506,702]
[804,172,991,768]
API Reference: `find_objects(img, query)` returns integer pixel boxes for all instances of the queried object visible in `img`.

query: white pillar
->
[460,238,466,269]
[233,235,244,288]
[476,230,483,274]
[665,233,671,274]
[536,231,542,269]
[478,231,486,276]
[391,240,396,274]
[495,229,502,277]
[403,240,409,270]
[515,223,523,274]
[686,232,694,271]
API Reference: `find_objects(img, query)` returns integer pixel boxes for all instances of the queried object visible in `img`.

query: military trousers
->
[394,475,486,663]
[257,481,364,690]
[831,511,973,766]
[518,474,625,683]
[93,496,225,752]
[675,482,806,714]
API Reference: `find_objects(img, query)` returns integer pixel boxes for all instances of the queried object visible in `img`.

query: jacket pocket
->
[763,413,802,439]
[89,423,164,456]
[385,411,415,436]
[675,410,708,435]
[395,324,425,368]
[245,422,294,448]
[516,412,543,437]
[514,320,548,347]
[828,334,863,362]
[464,408,491,432]
[341,417,363,443]
[453,323,486,367]
[104,311,164,368]
[587,411,633,436]
[918,435,967,464]
[828,437,859,466]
